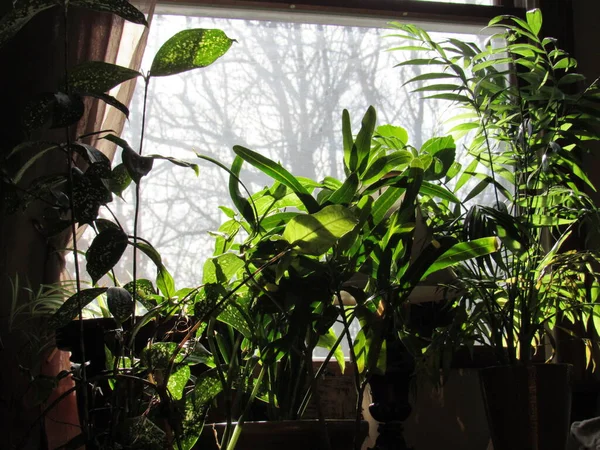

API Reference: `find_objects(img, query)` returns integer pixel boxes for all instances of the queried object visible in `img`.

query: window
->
[76,2,517,289]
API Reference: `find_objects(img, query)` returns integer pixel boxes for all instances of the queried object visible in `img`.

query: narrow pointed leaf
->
[49,288,108,329]
[67,61,141,94]
[233,145,319,213]
[70,0,147,25]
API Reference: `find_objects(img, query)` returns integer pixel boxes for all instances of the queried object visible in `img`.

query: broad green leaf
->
[86,228,128,284]
[106,286,133,322]
[421,136,456,180]
[375,124,409,146]
[218,301,253,339]
[49,288,108,329]
[140,342,184,369]
[526,8,543,37]
[123,279,157,309]
[202,253,244,284]
[421,237,501,280]
[233,145,319,213]
[282,205,358,255]
[22,92,84,132]
[167,365,190,400]
[317,328,345,373]
[150,29,234,77]
[70,0,147,25]
[107,163,132,197]
[371,186,404,226]
[67,61,141,94]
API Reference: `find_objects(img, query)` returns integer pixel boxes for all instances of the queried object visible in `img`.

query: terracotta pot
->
[480,364,572,450]
[195,420,369,450]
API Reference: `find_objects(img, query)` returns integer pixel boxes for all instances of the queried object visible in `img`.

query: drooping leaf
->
[150,29,234,77]
[421,237,501,280]
[86,228,129,284]
[106,286,133,322]
[70,0,147,25]
[0,0,58,49]
[233,145,319,213]
[67,61,141,94]
[107,163,132,197]
[49,287,108,329]
[71,143,112,178]
[84,92,130,118]
[122,146,153,183]
[148,154,199,175]
[282,205,358,255]
[133,240,175,299]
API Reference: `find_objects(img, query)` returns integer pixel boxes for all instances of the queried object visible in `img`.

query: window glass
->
[79,13,493,289]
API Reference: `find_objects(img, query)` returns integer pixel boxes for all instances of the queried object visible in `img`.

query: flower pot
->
[479,364,572,450]
[195,420,369,450]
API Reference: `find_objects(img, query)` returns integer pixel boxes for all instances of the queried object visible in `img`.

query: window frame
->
[156,0,525,27]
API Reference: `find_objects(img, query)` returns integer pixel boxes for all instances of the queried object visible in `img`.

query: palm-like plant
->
[392,9,600,367]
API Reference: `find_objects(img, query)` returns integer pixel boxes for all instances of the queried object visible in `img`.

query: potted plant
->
[0,1,240,447]
[190,105,499,450]
[392,8,600,450]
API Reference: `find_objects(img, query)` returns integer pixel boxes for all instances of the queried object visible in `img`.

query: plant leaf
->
[86,228,129,284]
[317,328,345,373]
[150,29,234,77]
[0,0,58,49]
[233,145,319,213]
[167,365,190,400]
[67,61,141,94]
[49,288,108,329]
[282,204,358,255]
[70,0,147,25]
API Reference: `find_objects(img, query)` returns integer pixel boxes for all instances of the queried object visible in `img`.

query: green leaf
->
[421,237,501,280]
[86,92,130,118]
[140,342,184,369]
[317,328,345,374]
[67,61,141,94]
[86,228,128,284]
[371,187,404,226]
[361,151,413,186]
[179,370,223,450]
[122,146,153,183]
[355,106,377,173]
[167,365,190,400]
[148,154,199,175]
[233,145,319,213]
[375,124,409,146]
[526,8,543,37]
[326,172,359,205]
[282,205,358,255]
[134,241,175,299]
[0,0,58,49]
[202,253,244,284]
[106,286,133,322]
[218,301,253,339]
[420,181,460,203]
[342,109,355,173]
[150,29,234,77]
[70,0,147,25]
[107,163,132,197]
[123,279,157,309]
[49,288,108,329]
[421,136,456,180]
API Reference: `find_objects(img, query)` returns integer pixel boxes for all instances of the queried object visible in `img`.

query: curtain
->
[0,2,155,449]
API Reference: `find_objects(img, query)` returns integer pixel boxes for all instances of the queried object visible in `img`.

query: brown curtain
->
[0,2,155,449]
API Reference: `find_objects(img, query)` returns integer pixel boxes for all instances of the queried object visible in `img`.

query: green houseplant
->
[0,2,240,448]
[191,106,499,450]
[392,8,600,449]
